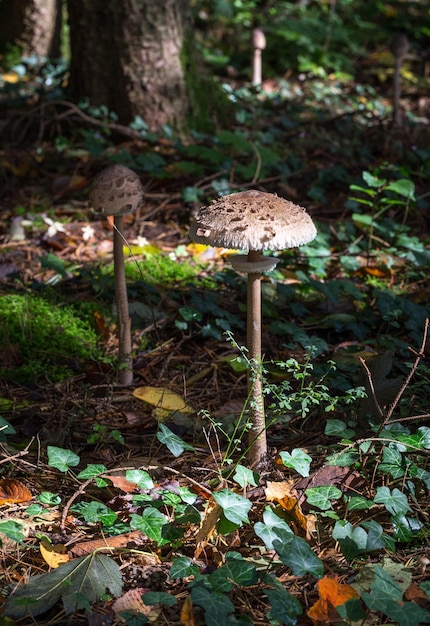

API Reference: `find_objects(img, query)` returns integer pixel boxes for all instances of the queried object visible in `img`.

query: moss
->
[0,294,103,383]
[101,253,215,288]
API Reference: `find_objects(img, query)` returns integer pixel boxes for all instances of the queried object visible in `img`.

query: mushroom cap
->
[189,190,317,251]
[89,164,144,216]
[252,28,266,51]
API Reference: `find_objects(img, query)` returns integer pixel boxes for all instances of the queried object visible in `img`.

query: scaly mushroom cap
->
[89,164,144,216]
[189,189,317,251]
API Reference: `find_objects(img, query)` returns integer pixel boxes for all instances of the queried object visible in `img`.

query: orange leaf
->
[0,479,32,505]
[308,575,360,625]
[104,474,138,493]
[180,594,195,626]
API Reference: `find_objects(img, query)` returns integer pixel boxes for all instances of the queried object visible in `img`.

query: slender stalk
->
[246,249,267,465]
[113,216,133,386]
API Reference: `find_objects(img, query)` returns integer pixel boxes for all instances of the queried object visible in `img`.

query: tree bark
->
[0,0,62,58]
[67,0,219,134]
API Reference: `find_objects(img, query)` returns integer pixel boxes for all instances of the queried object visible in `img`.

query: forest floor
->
[0,63,430,625]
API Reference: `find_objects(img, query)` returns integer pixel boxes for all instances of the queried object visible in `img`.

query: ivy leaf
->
[305,485,342,510]
[232,464,259,488]
[4,553,122,618]
[130,508,169,546]
[332,520,368,559]
[279,449,312,477]
[378,444,405,479]
[254,507,293,550]
[191,585,235,624]
[125,469,154,490]
[0,520,25,542]
[213,489,251,526]
[157,423,195,457]
[326,448,359,466]
[209,560,258,593]
[273,530,323,578]
[266,586,302,625]
[361,566,430,626]
[76,464,108,479]
[47,446,80,472]
[374,487,412,515]
[142,591,177,607]
[170,557,200,579]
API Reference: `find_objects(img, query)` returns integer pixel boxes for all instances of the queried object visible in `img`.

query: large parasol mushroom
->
[89,164,144,386]
[189,189,317,466]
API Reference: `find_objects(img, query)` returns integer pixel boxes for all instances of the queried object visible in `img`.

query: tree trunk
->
[0,0,62,59]
[67,0,223,134]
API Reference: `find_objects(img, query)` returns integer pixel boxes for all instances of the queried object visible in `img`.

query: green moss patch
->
[0,294,102,383]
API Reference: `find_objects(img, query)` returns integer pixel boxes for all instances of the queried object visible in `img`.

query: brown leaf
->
[69,531,153,557]
[112,588,153,618]
[180,594,195,626]
[0,479,32,505]
[405,582,428,606]
[104,474,138,493]
[194,500,222,558]
[308,575,360,625]
[265,481,316,538]
[295,466,365,495]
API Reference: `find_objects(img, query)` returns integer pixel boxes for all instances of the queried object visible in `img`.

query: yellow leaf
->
[1,72,20,83]
[133,386,194,414]
[40,540,69,568]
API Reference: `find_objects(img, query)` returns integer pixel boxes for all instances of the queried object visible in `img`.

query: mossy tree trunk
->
[0,0,62,59]
[67,0,227,134]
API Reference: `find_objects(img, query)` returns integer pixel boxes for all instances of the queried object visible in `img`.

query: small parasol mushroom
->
[189,189,317,466]
[252,28,266,86]
[89,164,144,386]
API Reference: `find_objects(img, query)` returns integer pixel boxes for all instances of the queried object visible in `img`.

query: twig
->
[359,357,385,420]
[0,439,36,466]
[384,318,429,425]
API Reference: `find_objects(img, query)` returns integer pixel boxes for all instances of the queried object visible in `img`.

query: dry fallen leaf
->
[40,540,69,568]
[307,575,360,625]
[133,386,194,414]
[180,594,195,626]
[194,500,222,559]
[112,588,153,619]
[68,531,154,557]
[104,474,138,493]
[0,478,32,505]
[265,481,316,539]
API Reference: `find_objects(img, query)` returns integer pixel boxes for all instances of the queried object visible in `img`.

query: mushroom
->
[89,164,144,386]
[189,189,317,466]
[252,28,266,86]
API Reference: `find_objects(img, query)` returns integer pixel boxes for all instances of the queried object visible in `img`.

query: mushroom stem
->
[113,216,133,386]
[246,249,267,464]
